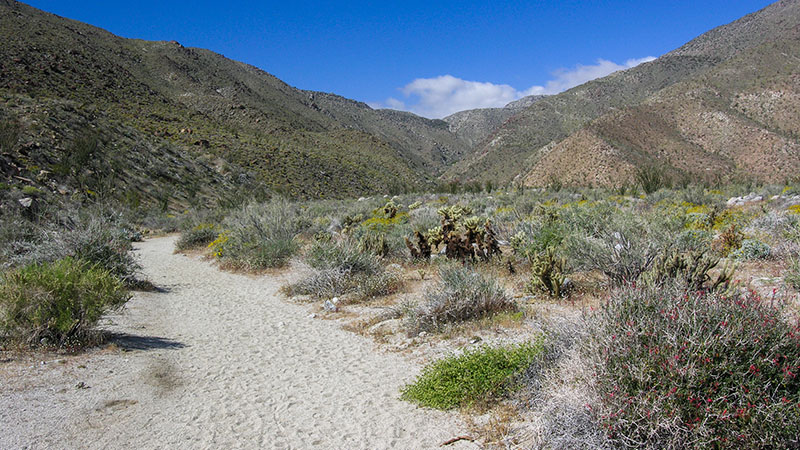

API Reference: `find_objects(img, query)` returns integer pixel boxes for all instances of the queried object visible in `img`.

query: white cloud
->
[376,56,656,119]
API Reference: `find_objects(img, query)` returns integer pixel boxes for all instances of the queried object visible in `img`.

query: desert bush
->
[354,269,401,299]
[285,267,401,301]
[567,225,659,285]
[0,215,40,267]
[60,215,139,283]
[513,318,610,449]
[175,223,219,251]
[730,238,771,260]
[406,266,516,334]
[785,257,800,292]
[0,118,21,153]
[636,166,672,194]
[6,211,140,285]
[510,216,567,258]
[212,199,300,269]
[401,341,544,410]
[306,239,382,275]
[284,268,350,299]
[586,281,800,449]
[286,240,399,301]
[0,257,130,347]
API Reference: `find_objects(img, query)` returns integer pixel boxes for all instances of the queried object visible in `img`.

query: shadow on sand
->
[105,332,186,351]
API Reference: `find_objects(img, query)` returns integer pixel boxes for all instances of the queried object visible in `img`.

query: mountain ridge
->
[445,0,800,186]
[0,0,472,205]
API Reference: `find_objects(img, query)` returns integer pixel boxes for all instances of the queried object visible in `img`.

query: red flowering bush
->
[586,282,800,449]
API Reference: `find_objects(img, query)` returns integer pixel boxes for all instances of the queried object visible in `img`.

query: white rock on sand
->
[0,236,477,449]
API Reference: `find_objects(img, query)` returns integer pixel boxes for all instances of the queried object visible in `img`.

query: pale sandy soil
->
[0,236,478,450]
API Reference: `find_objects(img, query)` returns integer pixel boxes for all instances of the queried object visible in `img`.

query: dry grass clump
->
[404,266,517,334]
[175,223,219,251]
[209,199,300,269]
[1,208,141,286]
[284,240,401,302]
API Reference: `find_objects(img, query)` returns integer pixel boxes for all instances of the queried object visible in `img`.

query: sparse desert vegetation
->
[163,182,800,448]
[3,0,800,447]
[4,176,800,447]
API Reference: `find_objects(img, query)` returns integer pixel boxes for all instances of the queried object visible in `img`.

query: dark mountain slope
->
[0,0,470,202]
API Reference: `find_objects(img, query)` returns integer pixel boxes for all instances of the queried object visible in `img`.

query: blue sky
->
[26,0,774,118]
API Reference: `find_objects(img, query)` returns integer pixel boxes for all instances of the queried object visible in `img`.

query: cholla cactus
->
[381,200,400,219]
[463,216,482,232]
[425,226,444,248]
[342,213,364,234]
[528,247,568,298]
[646,249,736,292]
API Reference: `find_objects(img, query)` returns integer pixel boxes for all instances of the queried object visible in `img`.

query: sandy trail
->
[1,236,477,449]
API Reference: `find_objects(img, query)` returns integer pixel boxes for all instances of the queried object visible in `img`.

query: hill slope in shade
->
[446,0,800,187]
[443,95,546,148]
[0,0,471,202]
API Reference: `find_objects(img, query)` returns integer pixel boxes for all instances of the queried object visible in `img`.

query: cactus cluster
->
[646,248,736,292]
[405,205,501,262]
[528,247,568,298]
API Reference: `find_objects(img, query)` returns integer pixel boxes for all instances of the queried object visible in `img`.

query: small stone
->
[386,263,403,273]
[308,313,317,319]
[323,300,338,312]
[367,318,403,335]
[418,331,427,338]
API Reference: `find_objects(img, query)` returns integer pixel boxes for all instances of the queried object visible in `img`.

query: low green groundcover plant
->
[401,341,544,410]
[587,281,800,449]
[0,257,130,347]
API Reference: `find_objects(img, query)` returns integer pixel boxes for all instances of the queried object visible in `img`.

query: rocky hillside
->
[0,0,471,204]
[446,0,800,187]
[443,95,545,147]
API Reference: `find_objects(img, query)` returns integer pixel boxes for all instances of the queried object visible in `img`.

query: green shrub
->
[586,281,800,449]
[406,266,516,334]
[730,238,771,260]
[636,166,671,194]
[401,341,544,410]
[0,258,130,347]
[175,223,219,251]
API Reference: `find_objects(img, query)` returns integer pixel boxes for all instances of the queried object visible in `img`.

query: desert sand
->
[1,236,478,449]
